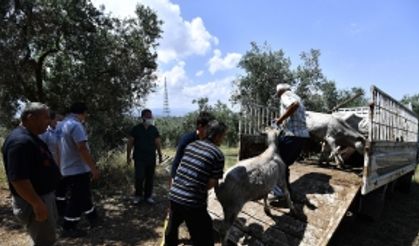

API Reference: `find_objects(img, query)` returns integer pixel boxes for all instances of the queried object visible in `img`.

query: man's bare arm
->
[77,142,100,180]
[276,102,300,125]
[155,137,163,163]
[11,180,48,221]
[127,137,134,165]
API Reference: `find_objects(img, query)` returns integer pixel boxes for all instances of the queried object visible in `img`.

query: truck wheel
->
[396,171,414,194]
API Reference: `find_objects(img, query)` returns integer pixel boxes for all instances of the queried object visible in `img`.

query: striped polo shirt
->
[169,139,224,208]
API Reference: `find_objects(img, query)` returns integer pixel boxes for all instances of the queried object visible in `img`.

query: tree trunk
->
[35,61,45,102]
[34,48,58,102]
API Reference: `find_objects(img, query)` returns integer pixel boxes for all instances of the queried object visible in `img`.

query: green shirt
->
[130,123,160,161]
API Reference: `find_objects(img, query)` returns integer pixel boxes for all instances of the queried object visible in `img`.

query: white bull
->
[306,111,366,166]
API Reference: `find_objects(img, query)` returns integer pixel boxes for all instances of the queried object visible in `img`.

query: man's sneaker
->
[61,228,87,238]
[268,186,285,201]
[272,186,284,197]
[145,197,155,204]
[132,196,142,205]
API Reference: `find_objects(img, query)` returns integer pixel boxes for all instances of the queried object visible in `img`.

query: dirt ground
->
[0,166,418,246]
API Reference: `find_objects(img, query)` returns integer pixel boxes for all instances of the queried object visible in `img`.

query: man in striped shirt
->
[164,120,227,246]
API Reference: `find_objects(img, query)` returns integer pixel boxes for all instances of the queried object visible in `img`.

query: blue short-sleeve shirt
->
[58,114,91,176]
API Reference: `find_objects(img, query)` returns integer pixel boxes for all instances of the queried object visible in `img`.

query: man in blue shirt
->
[2,102,61,246]
[162,111,214,244]
[170,111,215,182]
[164,120,227,246]
[39,110,66,216]
[58,102,100,237]
[39,110,62,165]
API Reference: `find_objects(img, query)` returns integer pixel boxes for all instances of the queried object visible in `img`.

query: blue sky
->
[92,0,419,115]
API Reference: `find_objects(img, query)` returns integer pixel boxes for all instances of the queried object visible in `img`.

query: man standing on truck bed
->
[273,83,310,198]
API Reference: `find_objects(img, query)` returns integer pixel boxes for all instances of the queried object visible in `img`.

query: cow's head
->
[262,126,281,146]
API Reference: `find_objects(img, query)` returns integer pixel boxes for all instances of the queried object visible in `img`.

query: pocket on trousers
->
[12,196,33,225]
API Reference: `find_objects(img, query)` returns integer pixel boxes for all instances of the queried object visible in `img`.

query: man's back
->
[171,131,198,178]
[169,140,224,208]
[58,114,90,176]
[280,90,309,138]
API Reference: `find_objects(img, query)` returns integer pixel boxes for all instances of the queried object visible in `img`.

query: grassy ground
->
[0,146,418,245]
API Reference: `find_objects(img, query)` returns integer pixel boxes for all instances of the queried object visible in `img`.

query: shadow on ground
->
[330,182,419,246]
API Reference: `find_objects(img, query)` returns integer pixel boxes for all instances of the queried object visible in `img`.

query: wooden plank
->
[209,163,362,246]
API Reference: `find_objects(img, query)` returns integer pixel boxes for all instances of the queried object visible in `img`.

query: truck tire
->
[396,171,414,194]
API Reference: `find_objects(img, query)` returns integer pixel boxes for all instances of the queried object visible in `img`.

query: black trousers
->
[55,178,67,216]
[164,201,214,246]
[134,159,156,198]
[278,136,307,186]
[62,172,97,229]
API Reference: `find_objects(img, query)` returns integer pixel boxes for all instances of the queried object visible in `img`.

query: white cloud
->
[144,0,219,63]
[208,49,242,74]
[91,0,236,114]
[195,70,204,77]
[182,76,235,105]
[92,0,218,63]
[158,61,188,88]
[145,62,235,113]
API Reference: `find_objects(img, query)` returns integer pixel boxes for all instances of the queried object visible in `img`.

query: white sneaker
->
[145,197,155,204]
[132,196,142,204]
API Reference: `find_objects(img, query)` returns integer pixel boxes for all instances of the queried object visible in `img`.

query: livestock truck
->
[207,85,418,246]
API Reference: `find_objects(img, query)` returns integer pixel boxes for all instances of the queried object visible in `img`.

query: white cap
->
[276,83,291,93]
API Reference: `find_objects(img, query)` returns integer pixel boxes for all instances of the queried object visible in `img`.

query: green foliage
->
[295,49,327,111]
[401,93,419,117]
[220,145,239,169]
[155,116,185,148]
[0,1,162,154]
[233,43,368,112]
[232,42,294,106]
[190,98,239,146]
[336,87,368,108]
[155,98,239,147]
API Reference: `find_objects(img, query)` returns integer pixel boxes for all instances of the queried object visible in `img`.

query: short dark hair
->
[69,102,87,114]
[206,120,228,142]
[196,111,215,128]
[141,108,152,117]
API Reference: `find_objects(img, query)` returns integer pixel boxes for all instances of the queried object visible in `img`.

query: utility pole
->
[163,77,170,117]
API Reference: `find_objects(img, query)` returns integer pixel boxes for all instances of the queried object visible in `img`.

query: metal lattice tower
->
[163,77,170,117]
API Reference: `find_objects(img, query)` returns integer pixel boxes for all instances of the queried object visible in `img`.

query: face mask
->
[144,119,154,126]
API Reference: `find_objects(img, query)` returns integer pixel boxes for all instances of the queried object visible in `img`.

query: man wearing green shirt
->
[127,109,163,204]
